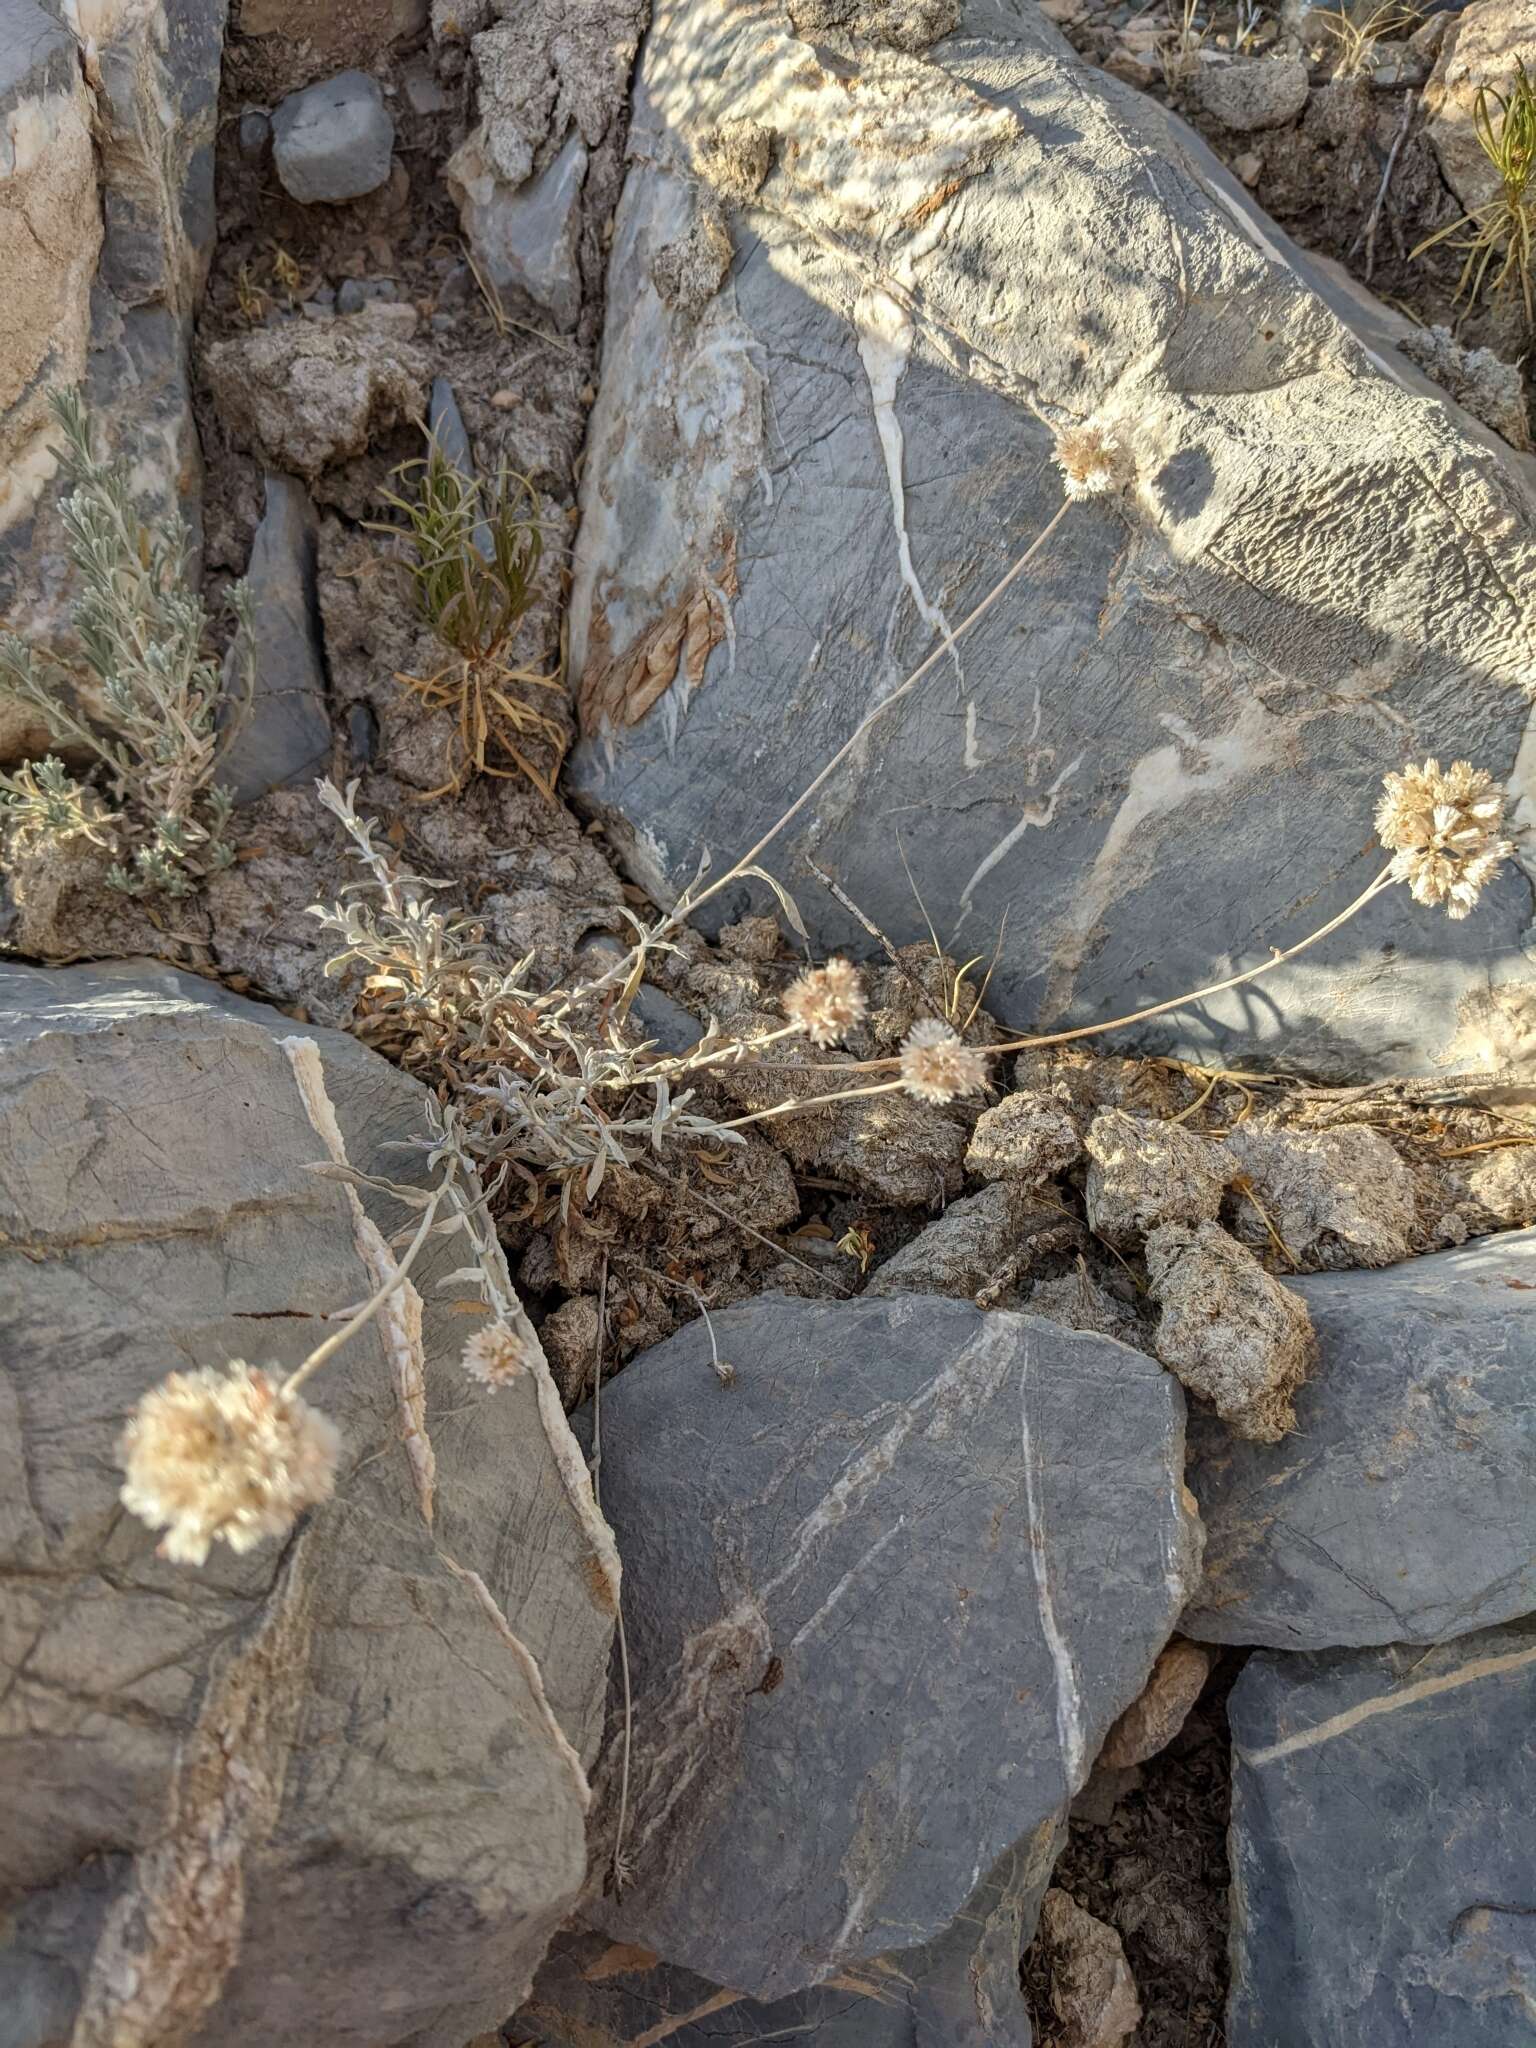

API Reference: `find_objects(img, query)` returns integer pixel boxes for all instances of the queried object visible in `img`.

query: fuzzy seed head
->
[1053,422,1132,499]
[898,1018,991,1104]
[1375,758,1512,919]
[118,1361,340,1566]
[461,1321,534,1387]
[783,958,868,1047]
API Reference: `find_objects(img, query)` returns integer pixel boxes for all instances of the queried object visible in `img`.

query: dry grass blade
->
[1411,60,1536,321]
[1316,0,1421,79]
[377,442,568,800]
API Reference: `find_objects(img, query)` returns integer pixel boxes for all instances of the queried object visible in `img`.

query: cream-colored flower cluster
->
[460,1321,534,1386]
[1052,423,1132,500]
[1376,758,1512,919]
[783,957,867,1047]
[898,1019,990,1103]
[118,1361,340,1566]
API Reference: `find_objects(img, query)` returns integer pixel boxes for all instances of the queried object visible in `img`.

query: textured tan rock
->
[1037,1888,1142,2048]
[1223,1122,1419,1270]
[202,309,431,479]
[1084,1108,1226,1250]
[1147,1220,1316,1441]
[1100,1638,1214,1767]
[1425,0,1536,214]
[966,1087,1082,1185]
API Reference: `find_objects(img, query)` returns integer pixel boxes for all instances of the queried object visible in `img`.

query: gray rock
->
[1184,1229,1536,1648]
[402,54,451,116]
[577,1292,1201,2002]
[1,0,222,757]
[272,68,395,205]
[0,960,616,2048]
[0,0,77,113]
[0,1,97,648]
[568,0,1536,1085]
[1194,54,1310,131]
[1227,1622,1536,2047]
[575,935,704,1053]
[335,274,399,313]
[237,108,272,162]
[220,474,333,802]
[428,374,495,558]
[450,124,588,331]
[518,1832,1063,2045]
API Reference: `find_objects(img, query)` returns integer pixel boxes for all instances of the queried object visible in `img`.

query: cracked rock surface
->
[568,0,1536,1082]
[1183,1228,1536,1649]
[571,1292,1201,2011]
[0,961,613,2048]
[1227,1621,1536,2047]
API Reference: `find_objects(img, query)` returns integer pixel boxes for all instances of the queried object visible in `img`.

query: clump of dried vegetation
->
[0,392,252,896]
[1,396,1514,1562]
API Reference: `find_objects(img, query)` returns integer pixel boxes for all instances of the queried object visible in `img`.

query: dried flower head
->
[1052,422,1132,499]
[898,1018,991,1104]
[1375,758,1513,919]
[461,1321,533,1387]
[783,958,868,1046]
[118,1361,340,1566]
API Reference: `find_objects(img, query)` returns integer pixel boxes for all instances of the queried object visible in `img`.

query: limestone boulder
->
[568,0,1536,1083]
[1228,1623,1536,2046]
[0,0,228,737]
[0,961,616,2048]
[1184,1229,1536,1649]
[572,1292,1202,2017]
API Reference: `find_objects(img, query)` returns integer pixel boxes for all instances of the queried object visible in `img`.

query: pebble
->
[335,277,399,315]
[272,70,395,205]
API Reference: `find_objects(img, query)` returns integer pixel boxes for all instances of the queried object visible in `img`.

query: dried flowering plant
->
[0,390,252,896]
[1374,758,1513,918]
[305,408,1518,1213]
[116,1085,553,1565]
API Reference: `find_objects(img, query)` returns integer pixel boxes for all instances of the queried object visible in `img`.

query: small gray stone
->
[1227,1623,1536,2047]
[576,936,703,1054]
[237,109,272,163]
[577,1292,1202,2002]
[1184,1229,1536,1649]
[272,69,395,205]
[335,276,398,314]
[402,54,451,115]
[450,125,587,331]
[220,474,333,803]
[1195,55,1311,131]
